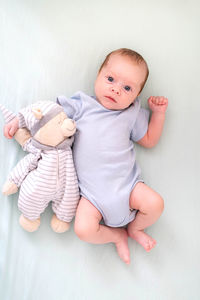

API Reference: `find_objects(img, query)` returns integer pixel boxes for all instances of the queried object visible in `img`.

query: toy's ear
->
[32,108,43,120]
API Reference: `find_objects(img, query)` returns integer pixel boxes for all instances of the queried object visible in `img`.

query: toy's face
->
[34,112,76,146]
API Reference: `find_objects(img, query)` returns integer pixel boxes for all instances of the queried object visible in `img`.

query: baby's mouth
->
[105,96,117,103]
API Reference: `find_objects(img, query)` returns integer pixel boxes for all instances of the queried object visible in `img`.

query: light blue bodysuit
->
[57,91,149,227]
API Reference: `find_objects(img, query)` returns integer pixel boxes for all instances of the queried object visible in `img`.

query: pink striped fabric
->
[9,145,79,222]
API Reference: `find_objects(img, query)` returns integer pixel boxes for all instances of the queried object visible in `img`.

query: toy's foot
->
[51,214,70,233]
[19,214,40,232]
[2,180,18,195]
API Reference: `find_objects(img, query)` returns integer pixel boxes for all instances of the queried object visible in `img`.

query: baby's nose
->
[111,86,120,95]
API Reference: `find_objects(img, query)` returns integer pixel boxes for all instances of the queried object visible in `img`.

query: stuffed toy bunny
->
[0,101,80,233]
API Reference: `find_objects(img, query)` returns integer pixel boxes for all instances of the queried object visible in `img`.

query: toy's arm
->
[2,138,41,195]
[21,138,41,154]
[15,105,34,145]
[8,150,41,188]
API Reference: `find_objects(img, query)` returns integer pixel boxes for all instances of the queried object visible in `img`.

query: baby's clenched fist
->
[148,96,168,113]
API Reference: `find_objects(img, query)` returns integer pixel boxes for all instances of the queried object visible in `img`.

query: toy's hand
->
[4,117,19,139]
[148,96,168,113]
[15,128,31,146]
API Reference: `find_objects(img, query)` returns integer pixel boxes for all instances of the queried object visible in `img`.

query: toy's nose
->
[61,119,76,136]
[64,119,75,130]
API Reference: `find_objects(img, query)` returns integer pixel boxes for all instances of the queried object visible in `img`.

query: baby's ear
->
[32,108,43,120]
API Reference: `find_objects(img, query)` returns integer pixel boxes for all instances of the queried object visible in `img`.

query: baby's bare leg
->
[128,182,164,251]
[74,197,130,264]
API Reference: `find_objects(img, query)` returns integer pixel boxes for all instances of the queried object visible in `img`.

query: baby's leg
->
[74,197,130,264]
[128,182,164,251]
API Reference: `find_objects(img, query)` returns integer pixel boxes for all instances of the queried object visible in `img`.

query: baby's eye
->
[124,85,131,92]
[107,76,114,82]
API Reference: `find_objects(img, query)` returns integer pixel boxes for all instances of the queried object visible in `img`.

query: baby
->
[4,48,168,264]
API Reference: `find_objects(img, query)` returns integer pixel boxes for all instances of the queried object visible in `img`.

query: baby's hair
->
[99,48,149,93]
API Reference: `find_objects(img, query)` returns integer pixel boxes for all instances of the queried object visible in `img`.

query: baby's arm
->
[137,96,168,148]
[4,117,31,146]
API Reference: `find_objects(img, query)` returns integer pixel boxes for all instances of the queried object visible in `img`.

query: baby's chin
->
[98,100,118,111]
[95,96,118,111]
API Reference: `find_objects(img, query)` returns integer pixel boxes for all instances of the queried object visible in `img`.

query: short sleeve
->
[56,92,82,120]
[130,108,150,142]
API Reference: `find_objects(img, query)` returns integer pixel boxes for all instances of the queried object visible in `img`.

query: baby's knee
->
[74,221,87,240]
[151,194,164,215]
[74,218,98,241]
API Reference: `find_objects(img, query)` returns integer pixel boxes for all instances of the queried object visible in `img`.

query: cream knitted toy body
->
[0,102,80,233]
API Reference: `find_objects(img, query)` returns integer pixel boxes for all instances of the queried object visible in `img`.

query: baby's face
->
[94,54,147,110]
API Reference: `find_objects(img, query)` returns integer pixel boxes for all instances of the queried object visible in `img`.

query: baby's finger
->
[148,96,157,105]
[159,97,168,106]
[157,97,168,105]
[3,126,12,139]
[9,127,17,137]
[157,97,162,105]
[151,97,160,105]
[163,97,168,105]
[148,96,153,103]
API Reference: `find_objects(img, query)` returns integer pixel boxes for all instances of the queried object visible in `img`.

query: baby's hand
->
[148,96,168,113]
[4,117,19,139]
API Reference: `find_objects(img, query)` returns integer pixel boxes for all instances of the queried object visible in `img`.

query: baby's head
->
[95,48,149,110]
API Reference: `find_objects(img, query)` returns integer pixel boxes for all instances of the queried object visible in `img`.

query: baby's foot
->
[128,230,156,252]
[115,229,130,264]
